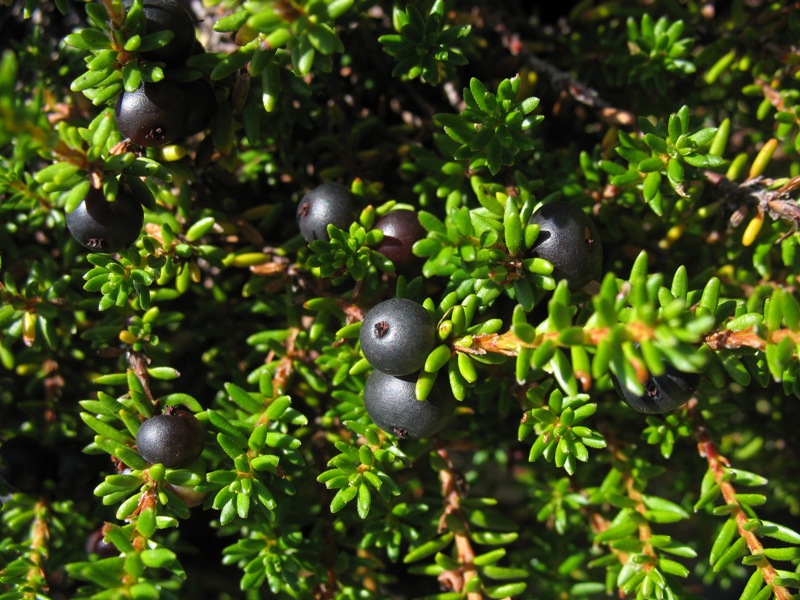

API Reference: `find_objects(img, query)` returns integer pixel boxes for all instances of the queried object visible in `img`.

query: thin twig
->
[436,447,482,600]
[694,423,793,600]
[128,351,156,406]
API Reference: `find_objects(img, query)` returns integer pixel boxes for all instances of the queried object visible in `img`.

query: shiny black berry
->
[296,183,356,242]
[360,298,436,376]
[136,411,205,468]
[528,202,602,290]
[364,370,455,439]
[115,81,187,147]
[181,78,215,136]
[611,363,700,414]
[134,0,196,65]
[373,210,425,271]
[66,186,144,253]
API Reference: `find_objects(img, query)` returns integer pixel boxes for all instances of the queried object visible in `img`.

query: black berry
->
[528,202,602,290]
[364,370,455,439]
[611,363,700,414]
[134,0,196,65]
[115,81,187,147]
[66,186,144,253]
[373,210,425,271]
[296,182,356,242]
[359,298,436,377]
[135,411,205,468]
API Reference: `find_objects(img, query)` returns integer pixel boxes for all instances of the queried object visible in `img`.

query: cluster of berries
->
[115,0,215,148]
[359,299,456,439]
[295,182,425,273]
[294,183,450,437]
[528,203,699,412]
[67,0,214,254]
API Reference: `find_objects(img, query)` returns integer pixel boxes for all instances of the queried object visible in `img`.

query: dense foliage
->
[2,1,800,598]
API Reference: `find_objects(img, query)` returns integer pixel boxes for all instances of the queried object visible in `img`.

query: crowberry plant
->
[2,2,800,599]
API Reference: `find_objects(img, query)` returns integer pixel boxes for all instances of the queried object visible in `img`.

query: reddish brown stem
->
[453,323,800,359]
[26,500,51,596]
[436,448,483,600]
[695,424,792,600]
[704,326,800,351]
[128,351,156,407]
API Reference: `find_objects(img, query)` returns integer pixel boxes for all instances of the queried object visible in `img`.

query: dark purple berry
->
[611,363,700,414]
[165,482,207,507]
[528,202,602,290]
[85,527,119,558]
[115,81,187,147]
[136,411,205,468]
[133,0,196,65]
[364,370,455,439]
[373,210,425,271]
[296,183,356,242]
[359,298,436,376]
[66,186,144,253]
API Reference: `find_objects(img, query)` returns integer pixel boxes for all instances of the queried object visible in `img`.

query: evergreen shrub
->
[2,1,800,598]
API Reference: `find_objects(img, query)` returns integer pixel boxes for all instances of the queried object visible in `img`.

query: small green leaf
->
[754,520,800,544]
[136,506,157,538]
[658,558,689,578]
[356,482,371,519]
[667,157,684,184]
[457,352,478,383]
[186,217,216,242]
[595,518,639,543]
[485,582,527,598]
[637,156,664,172]
[225,382,263,413]
[712,536,747,572]
[330,485,358,513]
[80,413,132,445]
[504,214,522,257]
[147,366,180,380]
[710,518,738,566]
[424,344,452,373]
[404,532,455,563]
[307,23,344,55]
[140,548,177,568]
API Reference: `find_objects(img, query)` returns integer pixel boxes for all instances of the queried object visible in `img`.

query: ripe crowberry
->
[611,363,700,414]
[85,527,119,558]
[359,298,436,376]
[134,0,196,65]
[528,202,602,290]
[66,186,144,253]
[164,482,207,507]
[115,81,187,147]
[364,370,455,438]
[373,209,425,271]
[136,410,205,468]
[296,183,356,242]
